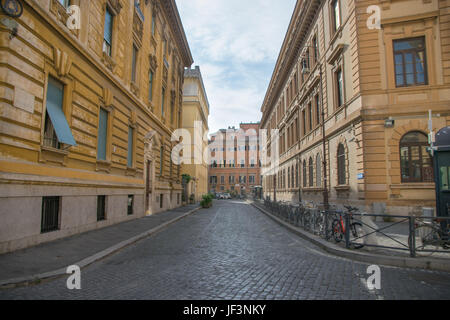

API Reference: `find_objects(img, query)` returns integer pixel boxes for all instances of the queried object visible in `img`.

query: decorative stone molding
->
[149,54,158,71]
[101,51,117,72]
[133,9,144,44]
[53,48,72,77]
[103,88,114,107]
[104,0,123,16]
[130,81,140,97]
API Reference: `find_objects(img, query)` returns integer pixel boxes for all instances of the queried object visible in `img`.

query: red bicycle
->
[331,206,364,249]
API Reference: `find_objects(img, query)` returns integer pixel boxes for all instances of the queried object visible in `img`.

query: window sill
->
[101,52,117,72]
[391,183,435,190]
[335,185,350,191]
[329,26,343,47]
[39,145,69,165]
[96,160,112,173]
[126,167,137,176]
[302,187,324,192]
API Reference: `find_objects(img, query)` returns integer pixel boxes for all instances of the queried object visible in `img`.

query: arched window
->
[316,153,322,187]
[303,160,307,187]
[295,163,299,188]
[400,131,433,182]
[337,143,346,185]
[309,157,314,187]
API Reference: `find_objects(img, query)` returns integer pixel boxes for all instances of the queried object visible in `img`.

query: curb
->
[0,206,201,288]
[251,202,450,273]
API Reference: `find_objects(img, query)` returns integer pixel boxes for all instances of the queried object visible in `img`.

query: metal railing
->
[260,198,450,258]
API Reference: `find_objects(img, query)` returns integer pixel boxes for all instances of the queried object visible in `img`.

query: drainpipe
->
[319,62,329,210]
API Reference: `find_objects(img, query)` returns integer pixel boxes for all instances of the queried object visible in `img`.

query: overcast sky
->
[177,0,296,134]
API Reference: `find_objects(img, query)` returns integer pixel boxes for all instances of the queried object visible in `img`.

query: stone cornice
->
[160,0,193,67]
[260,0,322,126]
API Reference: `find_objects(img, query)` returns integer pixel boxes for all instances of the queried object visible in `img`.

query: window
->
[288,167,291,188]
[151,13,156,36]
[400,132,433,183]
[309,157,314,187]
[160,146,164,176]
[335,69,344,108]
[160,194,163,209]
[240,159,245,168]
[316,154,322,187]
[97,108,108,161]
[103,8,113,56]
[312,35,319,65]
[302,110,306,136]
[296,163,299,188]
[44,77,76,148]
[250,159,255,168]
[394,37,427,87]
[303,160,307,187]
[41,196,60,233]
[161,87,165,117]
[308,102,312,131]
[221,176,225,184]
[291,165,295,189]
[128,195,134,215]
[97,196,106,221]
[127,126,134,168]
[59,0,70,8]
[315,94,321,127]
[337,144,346,185]
[331,0,341,33]
[131,45,138,83]
[149,71,154,101]
[249,176,255,184]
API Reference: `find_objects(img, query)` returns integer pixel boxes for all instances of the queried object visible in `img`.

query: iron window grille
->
[41,196,60,233]
[97,195,106,221]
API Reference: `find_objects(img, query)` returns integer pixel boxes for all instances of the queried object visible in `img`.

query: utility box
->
[433,126,450,218]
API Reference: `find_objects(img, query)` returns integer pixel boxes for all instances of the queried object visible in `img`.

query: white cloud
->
[177,0,296,134]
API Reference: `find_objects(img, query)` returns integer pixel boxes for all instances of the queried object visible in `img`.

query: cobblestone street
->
[1,201,450,300]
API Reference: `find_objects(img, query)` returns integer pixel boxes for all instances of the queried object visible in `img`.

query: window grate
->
[97,196,106,221]
[127,195,134,215]
[41,197,60,233]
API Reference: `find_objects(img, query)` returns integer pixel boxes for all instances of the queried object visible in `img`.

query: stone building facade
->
[181,66,210,203]
[0,0,193,253]
[208,123,261,197]
[260,0,450,216]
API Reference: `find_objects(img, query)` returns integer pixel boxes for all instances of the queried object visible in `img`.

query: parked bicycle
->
[331,205,364,249]
[409,218,450,255]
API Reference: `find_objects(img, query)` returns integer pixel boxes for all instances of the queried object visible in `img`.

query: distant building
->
[181,66,210,202]
[208,123,261,197]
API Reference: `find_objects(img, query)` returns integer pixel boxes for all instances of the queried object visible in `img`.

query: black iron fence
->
[260,198,450,258]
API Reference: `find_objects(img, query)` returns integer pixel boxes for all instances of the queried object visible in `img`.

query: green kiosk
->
[433,126,450,218]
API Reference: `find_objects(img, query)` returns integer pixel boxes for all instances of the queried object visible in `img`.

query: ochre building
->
[0,0,193,253]
[260,0,450,216]
[181,66,210,203]
[208,123,261,197]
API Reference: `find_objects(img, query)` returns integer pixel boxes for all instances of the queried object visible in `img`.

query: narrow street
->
[1,201,450,300]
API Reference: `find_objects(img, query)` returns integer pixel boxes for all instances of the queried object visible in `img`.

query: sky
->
[177,0,297,134]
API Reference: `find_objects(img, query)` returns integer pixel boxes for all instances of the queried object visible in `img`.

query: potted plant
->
[200,194,213,208]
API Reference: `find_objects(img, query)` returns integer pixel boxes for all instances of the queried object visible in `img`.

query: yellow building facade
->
[261,0,450,216]
[181,66,209,202]
[0,0,193,253]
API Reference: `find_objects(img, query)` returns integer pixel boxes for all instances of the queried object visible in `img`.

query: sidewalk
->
[0,204,200,288]
[251,201,450,273]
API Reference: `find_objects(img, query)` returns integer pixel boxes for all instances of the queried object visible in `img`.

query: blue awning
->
[46,78,77,146]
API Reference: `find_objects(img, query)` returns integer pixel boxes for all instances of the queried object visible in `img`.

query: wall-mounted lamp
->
[384,118,395,128]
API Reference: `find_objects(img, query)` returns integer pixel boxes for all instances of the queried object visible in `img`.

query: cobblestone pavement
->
[1,200,450,300]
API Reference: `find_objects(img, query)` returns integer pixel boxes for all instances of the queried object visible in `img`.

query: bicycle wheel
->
[332,219,343,243]
[411,224,441,256]
[350,222,364,249]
